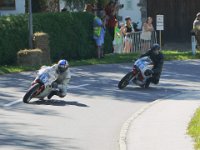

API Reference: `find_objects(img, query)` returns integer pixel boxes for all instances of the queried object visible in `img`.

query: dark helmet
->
[151,43,160,51]
[57,59,69,73]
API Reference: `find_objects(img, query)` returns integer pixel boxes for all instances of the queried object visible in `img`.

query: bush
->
[0,15,29,65]
[0,12,112,65]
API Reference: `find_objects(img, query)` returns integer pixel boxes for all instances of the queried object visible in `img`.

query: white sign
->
[156,15,164,30]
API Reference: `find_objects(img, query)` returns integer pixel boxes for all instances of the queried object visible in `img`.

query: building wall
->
[118,0,142,27]
[0,0,25,16]
[147,0,200,42]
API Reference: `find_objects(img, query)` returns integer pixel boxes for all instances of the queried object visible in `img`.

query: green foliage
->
[188,107,200,150]
[0,12,112,65]
[33,12,96,61]
[61,0,109,11]
[0,14,29,65]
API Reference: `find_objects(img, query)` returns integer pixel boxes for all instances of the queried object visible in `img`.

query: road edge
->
[118,92,183,150]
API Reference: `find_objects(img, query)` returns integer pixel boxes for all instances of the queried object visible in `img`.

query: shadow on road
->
[30,99,89,107]
[0,122,79,150]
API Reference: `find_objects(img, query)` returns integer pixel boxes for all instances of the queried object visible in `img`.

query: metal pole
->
[191,35,196,55]
[159,30,162,50]
[28,0,33,49]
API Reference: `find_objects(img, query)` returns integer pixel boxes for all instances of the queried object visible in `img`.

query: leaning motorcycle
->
[118,56,154,89]
[23,66,58,103]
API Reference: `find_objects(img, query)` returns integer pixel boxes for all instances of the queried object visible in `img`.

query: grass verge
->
[0,50,199,75]
[188,108,200,150]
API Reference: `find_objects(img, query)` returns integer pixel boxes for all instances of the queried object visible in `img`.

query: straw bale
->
[33,32,51,64]
[17,49,43,66]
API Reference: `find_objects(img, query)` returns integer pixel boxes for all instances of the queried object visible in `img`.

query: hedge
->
[0,12,112,65]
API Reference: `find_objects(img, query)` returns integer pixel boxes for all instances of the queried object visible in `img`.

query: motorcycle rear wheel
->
[23,83,40,103]
[118,72,134,89]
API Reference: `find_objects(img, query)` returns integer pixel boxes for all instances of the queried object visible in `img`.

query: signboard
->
[156,15,164,30]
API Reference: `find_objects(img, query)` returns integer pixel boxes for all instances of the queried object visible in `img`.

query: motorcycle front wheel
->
[23,83,40,103]
[118,72,134,89]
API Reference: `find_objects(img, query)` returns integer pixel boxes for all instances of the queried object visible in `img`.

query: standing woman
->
[193,12,200,49]
[123,17,134,53]
[140,17,154,52]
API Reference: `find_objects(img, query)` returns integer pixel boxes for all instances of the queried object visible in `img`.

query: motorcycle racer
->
[46,59,71,99]
[140,43,164,87]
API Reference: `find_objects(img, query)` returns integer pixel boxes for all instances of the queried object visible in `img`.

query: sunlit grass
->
[0,65,39,75]
[188,108,200,150]
[163,50,200,60]
[0,50,199,75]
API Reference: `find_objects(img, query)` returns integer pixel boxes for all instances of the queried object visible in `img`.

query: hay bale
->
[17,49,43,66]
[33,32,51,64]
[33,32,49,50]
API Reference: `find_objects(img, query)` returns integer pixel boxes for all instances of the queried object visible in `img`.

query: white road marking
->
[68,84,90,89]
[3,84,90,107]
[3,99,22,107]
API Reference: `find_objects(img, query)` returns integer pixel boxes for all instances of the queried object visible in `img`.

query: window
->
[0,0,16,10]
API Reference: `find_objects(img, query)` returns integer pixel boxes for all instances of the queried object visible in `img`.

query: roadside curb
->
[119,92,183,150]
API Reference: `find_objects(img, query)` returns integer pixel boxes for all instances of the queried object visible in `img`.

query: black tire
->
[144,81,151,88]
[144,77,153,88]
[118,72,134,89]
[23,83,40,103]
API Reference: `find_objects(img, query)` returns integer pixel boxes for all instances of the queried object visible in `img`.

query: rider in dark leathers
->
[140,43,164,87]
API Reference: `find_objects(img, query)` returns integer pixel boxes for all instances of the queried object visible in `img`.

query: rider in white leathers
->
[47,59,71,99]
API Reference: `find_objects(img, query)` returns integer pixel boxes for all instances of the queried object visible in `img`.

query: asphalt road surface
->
[0,60,200,150]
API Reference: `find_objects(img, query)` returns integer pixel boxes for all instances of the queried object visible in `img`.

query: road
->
[0,60,200,150]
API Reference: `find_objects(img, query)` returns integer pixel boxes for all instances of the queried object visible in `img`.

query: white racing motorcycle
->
[23,66,58,103]
[118,56,154,89]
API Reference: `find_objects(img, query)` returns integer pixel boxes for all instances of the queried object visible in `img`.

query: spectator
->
[93,9,106,59]
[83,4,94,12]
[120,22,126,52]
[105,1,118,43]
[193,12,200,49]
[140,17,154,52]
[123,16,134,53]
[113,20,123,54]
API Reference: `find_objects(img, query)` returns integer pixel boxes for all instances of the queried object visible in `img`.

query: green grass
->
[0,50,199,75]
[188,108,200,150]
[163,50,200,60]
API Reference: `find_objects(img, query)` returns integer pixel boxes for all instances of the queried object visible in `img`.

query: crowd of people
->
[84,1,155,58]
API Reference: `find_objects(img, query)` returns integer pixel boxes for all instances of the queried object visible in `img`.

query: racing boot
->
[47,89,60,99]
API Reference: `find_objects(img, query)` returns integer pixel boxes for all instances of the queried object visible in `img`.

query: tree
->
[25,0,60,13]
[61,0,109,11]
[46,0,60,12]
